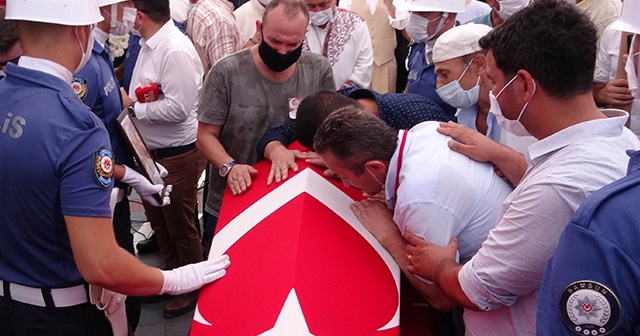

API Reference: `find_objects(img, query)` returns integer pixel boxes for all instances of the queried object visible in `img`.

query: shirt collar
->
[626,150,640,174]
[527,109,629,165]
[17,56,73,83]
[141,20,175,50]
[92,27,109,48]
[385,131,405,207]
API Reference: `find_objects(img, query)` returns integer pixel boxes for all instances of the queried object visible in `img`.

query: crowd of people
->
[1,0,640,334]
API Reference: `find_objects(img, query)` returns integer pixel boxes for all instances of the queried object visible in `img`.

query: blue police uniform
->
[406,42,456,119]
[469,13,493,28]
[537,150,640,335]
[74,37,141,332]
[121,33,141,93]
[75,40,135,171]
[0,62,114,334]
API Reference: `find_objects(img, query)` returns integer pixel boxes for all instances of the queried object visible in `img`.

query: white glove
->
[159,255,231,295]
[156,162,168,177]
[120,165,172,207]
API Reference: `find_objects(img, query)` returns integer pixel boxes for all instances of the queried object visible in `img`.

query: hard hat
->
[396,0,466,13]
[98,0,129,6]
[611,0,640,35]
[5,0,103,26]
[433,23,492,63]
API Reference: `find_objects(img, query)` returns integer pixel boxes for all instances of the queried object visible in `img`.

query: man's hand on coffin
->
[227,164,258,196]
[299,151,339,179]
[267,146,302,185]
[159,255,231,295]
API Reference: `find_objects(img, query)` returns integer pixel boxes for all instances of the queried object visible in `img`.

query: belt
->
[151,142,195,160]
[0,280,88,308]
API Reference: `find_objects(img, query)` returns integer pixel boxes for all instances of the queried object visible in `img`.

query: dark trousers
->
[112,197,141,332]
[0,297,112,336]
[144,148,206,270]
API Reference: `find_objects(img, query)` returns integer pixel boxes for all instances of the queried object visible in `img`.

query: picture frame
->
[116,109,165,203]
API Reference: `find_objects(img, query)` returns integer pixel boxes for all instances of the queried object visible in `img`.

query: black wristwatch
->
[219,161,236,178]
[127,102,136,118]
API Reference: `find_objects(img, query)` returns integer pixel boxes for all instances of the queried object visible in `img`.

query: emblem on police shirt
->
[71,76,88,101]
[94,148,114,187]
[558,280,622,335]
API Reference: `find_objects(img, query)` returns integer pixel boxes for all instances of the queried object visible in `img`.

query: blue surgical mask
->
[436,61,480,108]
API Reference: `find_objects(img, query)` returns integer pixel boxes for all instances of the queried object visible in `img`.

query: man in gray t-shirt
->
[196,0,335,245]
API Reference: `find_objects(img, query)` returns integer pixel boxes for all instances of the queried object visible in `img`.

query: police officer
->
[403,0,465,120]
[72,0,157,331]
[0,0,230,334]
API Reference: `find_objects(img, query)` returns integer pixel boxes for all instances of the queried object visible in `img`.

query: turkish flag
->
[191,142,400,335]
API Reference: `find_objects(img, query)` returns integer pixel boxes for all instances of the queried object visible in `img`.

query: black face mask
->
[258,34,303,72]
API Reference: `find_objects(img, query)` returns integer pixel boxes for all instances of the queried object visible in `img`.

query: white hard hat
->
[98,0,129,6]
[5,0,103,26]
[433,23,492,63]
[611,0,640,35]
[396,0,466,13]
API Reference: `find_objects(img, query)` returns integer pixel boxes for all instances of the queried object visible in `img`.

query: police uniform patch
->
[558,280,622,335]
[94,148,114,187]
[71,76,88,101]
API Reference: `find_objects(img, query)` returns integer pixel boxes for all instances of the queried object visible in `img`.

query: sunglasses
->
[0,56,20,67]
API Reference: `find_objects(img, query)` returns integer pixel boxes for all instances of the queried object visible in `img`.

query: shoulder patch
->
[71,76,88,101]
[94,148,114,187]
[558,280,622,335]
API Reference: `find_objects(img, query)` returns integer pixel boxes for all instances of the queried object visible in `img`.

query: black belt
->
[152,142,196,160]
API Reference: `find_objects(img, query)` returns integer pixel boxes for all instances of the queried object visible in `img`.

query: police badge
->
[558,280,622,335]
[94,148,114,187]
[71,76,88,101]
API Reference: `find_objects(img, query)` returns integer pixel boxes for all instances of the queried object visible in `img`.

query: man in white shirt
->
[122,0,207,318]
[234,0,267,47]
[313,107,513,311]
[406,0,640,334]
[337,0,408,93]
[303,0,373,89]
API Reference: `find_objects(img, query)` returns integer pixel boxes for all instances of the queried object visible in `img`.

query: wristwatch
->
[219,161,236,178]
[127,102,136,118]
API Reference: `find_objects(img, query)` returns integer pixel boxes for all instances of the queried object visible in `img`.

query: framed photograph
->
[116,109,165,203]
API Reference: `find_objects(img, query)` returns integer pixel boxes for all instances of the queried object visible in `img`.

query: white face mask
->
[309,7,334,26]
[436,61,480,108]
[406,13,446,43]
[495,0,528,20]
[257,0,273,6]
[131,18,143,37]
[489,74,536,137]
[111,7,137,36]
[74,25,94,73]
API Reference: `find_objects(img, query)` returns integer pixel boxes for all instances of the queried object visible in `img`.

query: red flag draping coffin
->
[191,144,400,335]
